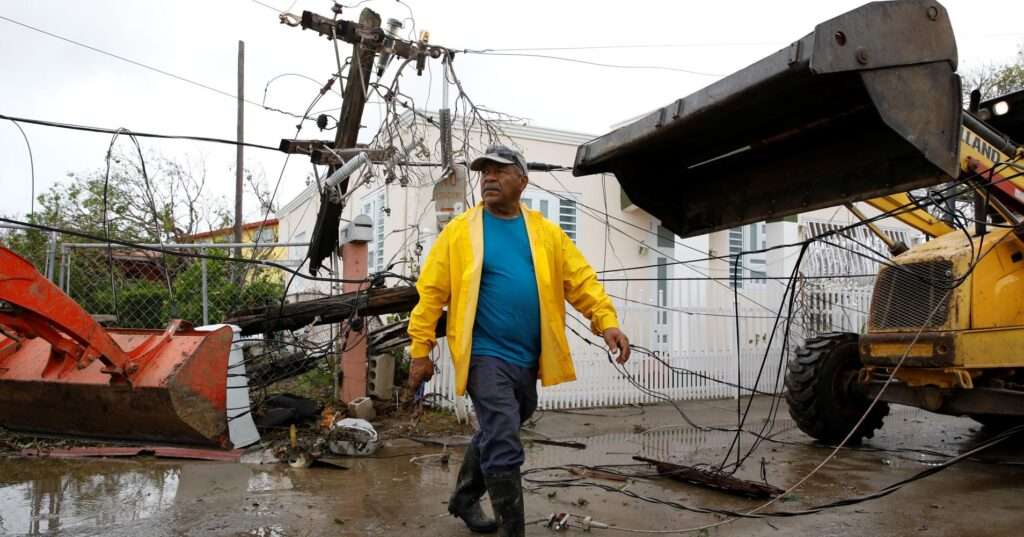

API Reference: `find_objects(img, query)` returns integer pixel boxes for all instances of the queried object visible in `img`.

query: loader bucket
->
[573,0,962,238]
[0,247,234,448]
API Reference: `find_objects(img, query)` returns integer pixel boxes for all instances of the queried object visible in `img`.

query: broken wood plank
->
[632,456,784,499]
[22,446,244,462]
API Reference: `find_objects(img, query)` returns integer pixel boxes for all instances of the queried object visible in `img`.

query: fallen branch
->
[533,439,587,450]
[633,456,784,499]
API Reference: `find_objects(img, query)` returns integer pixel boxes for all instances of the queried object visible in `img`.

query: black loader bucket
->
[573,0,962,238]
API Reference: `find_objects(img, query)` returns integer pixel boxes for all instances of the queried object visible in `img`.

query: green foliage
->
[2,148,286,330]
[170,260,283,327]
[93,281,169,329]
[0,228,51,272]
[64,250,284,329]
[270,364,335,402]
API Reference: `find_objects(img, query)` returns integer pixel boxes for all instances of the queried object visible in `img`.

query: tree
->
[962,43,1024,101]
[1,149,283,328]
[27,150,230,244]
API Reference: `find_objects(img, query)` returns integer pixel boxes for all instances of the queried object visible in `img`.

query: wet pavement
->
[1,397,1023,536]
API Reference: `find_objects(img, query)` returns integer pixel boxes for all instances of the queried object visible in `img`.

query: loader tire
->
[785,332,888,445]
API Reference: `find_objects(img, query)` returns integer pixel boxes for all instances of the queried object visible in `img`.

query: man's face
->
[480,161,527,208]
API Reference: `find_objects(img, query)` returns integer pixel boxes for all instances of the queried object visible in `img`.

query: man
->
[406,145,630,536]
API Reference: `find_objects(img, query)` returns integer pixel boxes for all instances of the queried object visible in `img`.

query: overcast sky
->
[1,0,1021,224]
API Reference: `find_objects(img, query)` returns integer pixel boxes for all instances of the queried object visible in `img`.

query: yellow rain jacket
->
[408,202,620,396]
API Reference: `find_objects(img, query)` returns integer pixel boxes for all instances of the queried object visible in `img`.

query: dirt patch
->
[376,406,474,441]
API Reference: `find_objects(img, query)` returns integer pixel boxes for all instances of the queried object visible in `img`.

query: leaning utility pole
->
[304,8,381,275]
[234,40,245,258]
[279,5,448,403]
[284,6,447,275]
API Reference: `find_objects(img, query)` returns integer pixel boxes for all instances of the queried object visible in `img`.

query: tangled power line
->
[4,1,1024,533]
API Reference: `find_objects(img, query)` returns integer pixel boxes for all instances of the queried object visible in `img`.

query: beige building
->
[278,112,669,354]
[278,111,924,358]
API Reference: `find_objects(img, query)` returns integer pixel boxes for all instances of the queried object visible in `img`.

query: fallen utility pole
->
[633,456,784,499]
[225,285,419,335]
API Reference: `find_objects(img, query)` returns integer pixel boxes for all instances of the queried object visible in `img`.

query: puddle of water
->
[0,407,1018,536]
[0,459,298,536]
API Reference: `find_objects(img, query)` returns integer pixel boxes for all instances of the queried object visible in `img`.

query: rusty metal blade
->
[0,326,233,447]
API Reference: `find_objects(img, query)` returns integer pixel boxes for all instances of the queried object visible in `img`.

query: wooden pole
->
[234,40,245,258]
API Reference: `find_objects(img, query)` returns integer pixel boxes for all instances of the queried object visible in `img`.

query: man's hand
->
[406,357,435,393]
[602,327,631,364]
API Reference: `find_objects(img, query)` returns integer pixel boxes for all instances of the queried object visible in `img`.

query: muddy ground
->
[1,397,1022,536]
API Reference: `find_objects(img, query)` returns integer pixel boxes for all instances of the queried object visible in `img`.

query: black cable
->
[467,42,781,53]
[125,133,178,318]
[564,319,707,431]
[589,160,1024,276]
[731,252,743,470]
[6,119,35,215]
[225,76,337,316]
[721,243,810,474]
[0,216,371,284]
[623,344,774,396]
[598,273,876,282]
[101,130,123,321]
[0,15,313,120]
[583,193,1010,477]
[594,166,1024,295]
[615,204,1014,478]
[524,424,1024,520]
[461,50,724,77]
[0,113,281,152]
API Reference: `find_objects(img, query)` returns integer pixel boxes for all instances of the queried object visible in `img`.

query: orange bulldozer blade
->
[0,247,234,448]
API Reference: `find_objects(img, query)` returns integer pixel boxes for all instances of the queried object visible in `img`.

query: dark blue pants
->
[467,355,538,475]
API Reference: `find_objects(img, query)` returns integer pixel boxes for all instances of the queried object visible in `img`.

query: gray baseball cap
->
[469,144,528,176]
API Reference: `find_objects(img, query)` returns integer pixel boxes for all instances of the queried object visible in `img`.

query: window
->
[521,189,579,242]
[654,257,672,348]
[728,228,744,289]
[657,225,675,249]
[657,258,668,304]
[253,227,275,244]
[291,231,307,262]
[728,222,767,288]
[558,199,577,241]
[360,189,387,273]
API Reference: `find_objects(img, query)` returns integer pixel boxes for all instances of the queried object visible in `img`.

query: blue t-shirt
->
[471,210,541,368]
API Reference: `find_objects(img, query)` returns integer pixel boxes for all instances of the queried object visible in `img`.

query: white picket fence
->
[420,227,884,410]
[423,347,788,411]
[799,281,873,335]
[422,286,871,410]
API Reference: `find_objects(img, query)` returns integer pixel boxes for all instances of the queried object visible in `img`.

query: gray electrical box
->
[341,213,374,244]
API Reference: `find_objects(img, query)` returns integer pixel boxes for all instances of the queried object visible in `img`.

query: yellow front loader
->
[573,0,1024,442]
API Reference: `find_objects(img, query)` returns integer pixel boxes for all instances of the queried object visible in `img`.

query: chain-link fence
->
[58,242,309,328]
[1,224,60,281]
[1,224,310,329]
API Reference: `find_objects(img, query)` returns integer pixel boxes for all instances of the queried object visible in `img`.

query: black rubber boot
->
[448,444,497,533]
[484,470,525,537]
